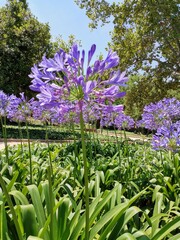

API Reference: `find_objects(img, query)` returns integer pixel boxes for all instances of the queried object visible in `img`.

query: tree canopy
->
[75,0,180,82]
[75,0,180,118]
[51,34,82,55]
[0,0,51,96]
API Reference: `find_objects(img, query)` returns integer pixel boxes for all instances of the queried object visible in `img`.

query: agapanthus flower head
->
[98,104,124,127]
[8,93,33,122]
[138,98,180,131]
[152,121,180,152]
[115,113,135,130]
[103,70,128,86]
[29,43,127,113]
[0,91,10,117]
[31,100,53,123]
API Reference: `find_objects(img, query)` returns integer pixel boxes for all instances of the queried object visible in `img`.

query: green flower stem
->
[114,128,121,180]
[123,128,129,157]
[123,128,127,140]
[91,123,97,163]
[87,121,93,164]
[106,128,110,142]
[1,117,9,164]
[0,173,23,240]
[18,121,24,154]
[172,152,179,185]
[72,122,78,159]
[25,121,33,184]
[79,110,89,240]
[48,166,54,240]
[93,121,98,141]
[45,124,53,179]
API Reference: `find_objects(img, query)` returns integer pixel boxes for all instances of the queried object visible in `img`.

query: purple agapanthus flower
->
[8,93,34,122]
[138,98,180,131]
[29,43,127,112]
[103,70,128,86]
[152,121,180,151]
[115,113,135,130]
[0,91,10,117]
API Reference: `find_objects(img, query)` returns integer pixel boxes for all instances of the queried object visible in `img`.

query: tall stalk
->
[45,124,53,179]
[114,127,122,180]
[87,120,93,164]
[172,151,179,186]
[25,121,33,184]
[92,122,97,165]
[79,110,89,240]
[48,166,55,240]
[1,117,9,164]
[18,121,24,154]
[0,173,23,240]
[72,122,78,159]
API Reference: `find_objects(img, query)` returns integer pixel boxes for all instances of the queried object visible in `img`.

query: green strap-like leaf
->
[9,190,29,205]
[0,200,8,240]
[152,192,163,237]
[27,236,44,240]
[27,185,49,240]
[168,233,180,240]
[151,216,180,240]
[97,189,146,240]
[90,202,128,240]
[116,232,136,240]
[57,198,70,239]
[21,204,39,238]
[108,206,142,239]
[70,193,102,240]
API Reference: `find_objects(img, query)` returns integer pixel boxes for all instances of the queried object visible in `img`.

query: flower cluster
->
[138,98,180,151]
[152,121,180,151]
[29,43,127,114]
[0,91,12,117]
[114,113,135,130]
[138,98,180,131]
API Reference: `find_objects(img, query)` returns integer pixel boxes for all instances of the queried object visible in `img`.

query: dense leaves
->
[75,0,180,82]
[0,140,179,239]
[0,0,51,96]
[75,0,180,119]
[111,0,180,81]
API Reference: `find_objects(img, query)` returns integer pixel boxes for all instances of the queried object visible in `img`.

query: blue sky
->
[0,0,118,57]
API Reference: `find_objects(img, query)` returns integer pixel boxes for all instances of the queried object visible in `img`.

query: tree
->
[75,0,180,82]
[51,34,82,55]
[117,74,180,120]
[124,75,167,120]
[0,0,51,96]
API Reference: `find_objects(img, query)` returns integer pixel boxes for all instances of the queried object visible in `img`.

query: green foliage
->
[75,0,111,28]
[112,0,179,80]
[51,34,82,55]
[76,0,180,79]
[0,0,51,96]
[0,136,179,239]
[0,124,82,140]
[119,74,180,119]
[75,0,180,107]
[124,75,169,119]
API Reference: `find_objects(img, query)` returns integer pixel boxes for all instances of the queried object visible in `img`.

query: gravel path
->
[0,141,18,150]
[0,139,74,150]
[0,135,148,151]
[0,139,64,150]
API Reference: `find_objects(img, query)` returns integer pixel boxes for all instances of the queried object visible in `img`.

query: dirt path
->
[0,141,18,150]
[0,139,74,150]
[0,134,149,151]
